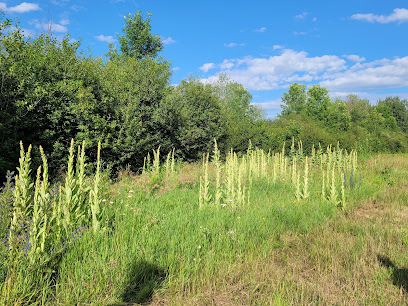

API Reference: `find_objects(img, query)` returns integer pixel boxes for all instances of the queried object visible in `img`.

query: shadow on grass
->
[378,255,408,293]
[113,259,167,305]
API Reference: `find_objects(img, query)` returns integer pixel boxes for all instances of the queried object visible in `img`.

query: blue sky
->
[1,1,408,117]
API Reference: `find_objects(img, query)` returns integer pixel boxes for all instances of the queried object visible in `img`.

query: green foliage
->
[214,74,264,152]
[1,10,408,182]
[157,78,226,161]
[281,82,307,116]
[376,96,408,132]
[112,11,163,60]
[279,84,408,155]
[305,84,331,121]
[100,55,171,171]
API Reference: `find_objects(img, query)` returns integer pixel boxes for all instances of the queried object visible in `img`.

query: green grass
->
[1,151,407,305]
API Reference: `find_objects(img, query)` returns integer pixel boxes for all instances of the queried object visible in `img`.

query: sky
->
[1,0,408,117]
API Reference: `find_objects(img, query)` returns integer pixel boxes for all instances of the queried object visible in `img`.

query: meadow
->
[0,139,407,305]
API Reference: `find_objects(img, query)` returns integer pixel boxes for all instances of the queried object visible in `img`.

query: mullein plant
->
[27,145,53,266]
[62,140,90,236]
[89,141,103,233]
[164,148,176,176]
[329,166,339,207]
[7,140,105,268]
[199,153,212,209]
[171,147,175,173]
[291,156,297,185]
[302,156,310,199]
[212,139,222,208]
[9,142,33,253]
[152,146,161,173]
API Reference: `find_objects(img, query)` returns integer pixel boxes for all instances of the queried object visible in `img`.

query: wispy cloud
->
[162,37,176,45]
[351,8,408,23]
[33,21,68,33]
[0,2,40,13]
[60,18,70,26]
[293,31,307,36]
[273,45,284,50]
[172,67,180,71]
[224,42,245,47]
[20,27,34,36]
[70,5,83,11]
[95,34,116,43]
[200,63,216,73]
[295,12,308,19]
[254,26,267,32]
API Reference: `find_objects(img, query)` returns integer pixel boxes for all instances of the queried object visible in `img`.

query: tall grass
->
[1,139,392,305]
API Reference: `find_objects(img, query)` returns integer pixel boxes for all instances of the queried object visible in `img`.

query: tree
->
[281,83,307,116]
[157,78,225,161]
[115,11,163,60]
[344,94,371,123]
[305,84,331,121]
[213,74,264,151]
[377,96,408,133]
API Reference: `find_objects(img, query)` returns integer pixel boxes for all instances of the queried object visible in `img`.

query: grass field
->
[1,144,407,305]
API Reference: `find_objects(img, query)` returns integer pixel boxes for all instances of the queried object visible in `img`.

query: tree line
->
[0,12,407,178]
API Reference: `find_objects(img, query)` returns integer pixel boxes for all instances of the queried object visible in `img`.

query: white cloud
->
[343,54,366,62]
[295,12,308,19]
[172,67,180,71]
[200,49,408,93]
[3,2,40,13]
[254,26,266,32]
[224,42,245,47]
[162,37,176,45]
[219,59,234,70]
[252,99,282,110]
[60,18,70,26]
[272,45,283,50]
[200,63,216,73]
[351,8,408,23]
[95,34,116,43]
[201,49,346,90]
[320,56,408,91]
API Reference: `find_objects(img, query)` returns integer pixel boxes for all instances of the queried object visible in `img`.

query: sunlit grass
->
[0,142,407,305]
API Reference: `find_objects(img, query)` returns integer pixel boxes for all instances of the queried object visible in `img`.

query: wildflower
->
[197,245,201,249]
[102,199,107,202]
[129,190,134,193]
